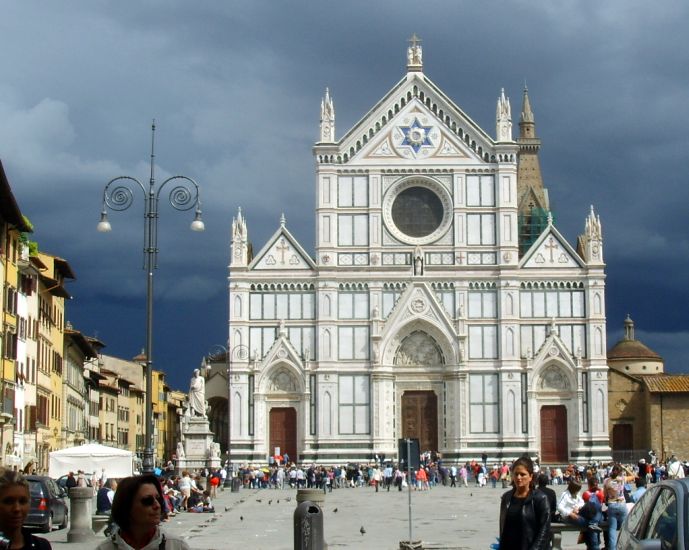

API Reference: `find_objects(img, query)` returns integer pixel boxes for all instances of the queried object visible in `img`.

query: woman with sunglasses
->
[0,468,52,549]
[97,474,189,550]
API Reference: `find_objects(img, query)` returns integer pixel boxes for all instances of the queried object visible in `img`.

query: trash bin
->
[231,477,241,492]
[294,500,324,550]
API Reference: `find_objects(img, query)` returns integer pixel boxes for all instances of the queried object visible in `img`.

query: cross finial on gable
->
[407,33,423,71]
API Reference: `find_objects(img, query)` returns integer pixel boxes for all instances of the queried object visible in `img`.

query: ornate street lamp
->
[98,121,204,474]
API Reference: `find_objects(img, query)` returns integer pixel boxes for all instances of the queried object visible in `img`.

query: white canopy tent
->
[49,443,134,479]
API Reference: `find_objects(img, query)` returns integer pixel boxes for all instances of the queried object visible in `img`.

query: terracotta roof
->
[39,274,71,299]
[65,328,98,359]
[608,338,662,361]
[643,375,689,393]
[0,160,33,232]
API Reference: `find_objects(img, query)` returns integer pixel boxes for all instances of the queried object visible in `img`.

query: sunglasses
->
[140,495,162,507]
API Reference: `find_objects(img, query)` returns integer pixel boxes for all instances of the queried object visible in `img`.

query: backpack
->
[580,491,601,521]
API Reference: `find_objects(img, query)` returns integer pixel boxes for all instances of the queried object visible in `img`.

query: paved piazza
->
[43,483,582,550]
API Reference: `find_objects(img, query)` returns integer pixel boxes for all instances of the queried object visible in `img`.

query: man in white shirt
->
[668,455,685,479]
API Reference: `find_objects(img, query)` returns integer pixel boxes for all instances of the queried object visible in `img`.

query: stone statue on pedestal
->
[188,368,206,418]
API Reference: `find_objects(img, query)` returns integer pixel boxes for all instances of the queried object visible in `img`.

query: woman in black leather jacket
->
[499,456,551,550]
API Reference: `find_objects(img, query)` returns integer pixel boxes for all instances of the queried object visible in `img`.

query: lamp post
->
[203,343,249,480]
[97,121,204,474]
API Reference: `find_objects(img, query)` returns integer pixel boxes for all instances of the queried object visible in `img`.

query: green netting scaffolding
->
[518,207,551,257]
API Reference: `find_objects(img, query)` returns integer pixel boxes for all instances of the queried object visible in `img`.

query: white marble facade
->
[222,39,611,466]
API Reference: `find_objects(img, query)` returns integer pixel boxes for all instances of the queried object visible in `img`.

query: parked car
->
[24,475,69,533]
[617,477,688,549]
[56,473,92,489]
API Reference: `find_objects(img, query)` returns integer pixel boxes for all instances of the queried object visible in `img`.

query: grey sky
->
[2,1,688,390]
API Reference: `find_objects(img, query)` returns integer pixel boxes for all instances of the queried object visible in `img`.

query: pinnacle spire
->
[496,87,512,142]
[231,206,249,266]
[320,87,335,142]
[521,85,534,124]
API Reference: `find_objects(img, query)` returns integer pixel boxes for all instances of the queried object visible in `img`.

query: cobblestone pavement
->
[42,483,583,550]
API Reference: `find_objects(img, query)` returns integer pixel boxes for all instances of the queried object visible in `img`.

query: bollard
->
[231,477,241,492]
[294,500,324,550]
[67,487,96,542]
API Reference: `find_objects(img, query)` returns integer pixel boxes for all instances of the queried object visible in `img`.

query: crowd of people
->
[3,448,686,549]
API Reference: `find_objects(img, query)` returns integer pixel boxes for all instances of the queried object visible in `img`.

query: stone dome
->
[608,338,662,361]
[608,315,663,374]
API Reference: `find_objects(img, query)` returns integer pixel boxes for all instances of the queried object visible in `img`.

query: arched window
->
[322,329,332,359]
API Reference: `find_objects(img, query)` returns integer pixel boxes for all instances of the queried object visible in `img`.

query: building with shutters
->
[217,37,612,466]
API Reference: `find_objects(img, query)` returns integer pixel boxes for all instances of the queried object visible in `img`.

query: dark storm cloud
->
[1,1,687,389]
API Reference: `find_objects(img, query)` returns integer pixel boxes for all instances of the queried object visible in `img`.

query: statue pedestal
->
[176,417,221,472]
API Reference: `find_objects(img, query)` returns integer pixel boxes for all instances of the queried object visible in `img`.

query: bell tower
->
[517,86,550,256]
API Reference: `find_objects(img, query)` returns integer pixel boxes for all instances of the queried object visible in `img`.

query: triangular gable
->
[250,225,316,271]
[260,333,305,371]
[530,329,578,391]
[379,282,458,364]
[331,72,504,165]
[356,99,483,165]
[532,329,578,370]
[520,223,584,269]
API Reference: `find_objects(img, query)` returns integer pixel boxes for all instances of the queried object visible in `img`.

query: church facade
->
[216,38,612,466]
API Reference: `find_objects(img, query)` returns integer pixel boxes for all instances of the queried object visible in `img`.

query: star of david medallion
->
[400,118,433,154]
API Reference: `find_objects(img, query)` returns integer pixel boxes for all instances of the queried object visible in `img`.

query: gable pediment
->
[324,73,513,166]
[261,333,305,371]
[532,329,578,371]
[250,225,316,271]
[384,283,455,331]
[520,224,584,269]
[356,101,482,165]
[530,330,579,392]
[379,282,458,365]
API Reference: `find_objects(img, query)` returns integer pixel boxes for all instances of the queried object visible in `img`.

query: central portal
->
[269,407,296,462]
[401,391,438,452]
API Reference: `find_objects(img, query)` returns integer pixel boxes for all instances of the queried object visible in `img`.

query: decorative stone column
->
[67,486,95,542]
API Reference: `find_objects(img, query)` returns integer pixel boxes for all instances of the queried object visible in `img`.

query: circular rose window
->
[392,187,444,237]
[383,177,453,245]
